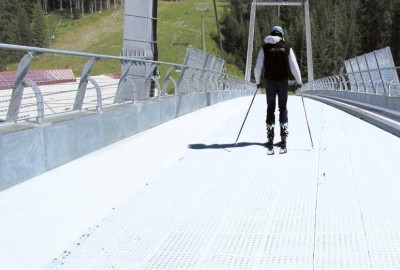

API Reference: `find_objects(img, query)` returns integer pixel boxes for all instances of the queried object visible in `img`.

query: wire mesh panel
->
[345,47,400,96]
[356,56,373,94]
[344,60,356,92]
[350,58,364,92]
[365,52,384,94]
[177,46,224,94]
[375,47,400,96]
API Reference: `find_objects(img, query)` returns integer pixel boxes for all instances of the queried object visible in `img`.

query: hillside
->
[26,1,243,78]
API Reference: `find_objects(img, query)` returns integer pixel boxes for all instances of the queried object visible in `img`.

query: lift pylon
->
[245,0,314,82]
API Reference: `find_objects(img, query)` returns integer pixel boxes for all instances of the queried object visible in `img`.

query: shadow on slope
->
[188,142,266,150]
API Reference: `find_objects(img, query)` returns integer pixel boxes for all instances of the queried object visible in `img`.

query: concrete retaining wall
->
[0,89,253,191]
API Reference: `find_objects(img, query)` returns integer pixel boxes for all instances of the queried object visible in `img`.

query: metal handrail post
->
[6,52,35,122]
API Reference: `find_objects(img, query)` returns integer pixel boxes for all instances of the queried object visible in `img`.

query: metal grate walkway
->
[1,95,400,269]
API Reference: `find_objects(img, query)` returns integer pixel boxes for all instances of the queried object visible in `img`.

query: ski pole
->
[300,88,314,149]
[235,86,259,145]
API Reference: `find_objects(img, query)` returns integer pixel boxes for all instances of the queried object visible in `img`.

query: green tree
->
[0,0,28,70]
[220,0,249,70]
[356,0,400,64]
[391,0,400,65]
[0,0,21,44]
[17,8,32,46]
[31,2,48,47]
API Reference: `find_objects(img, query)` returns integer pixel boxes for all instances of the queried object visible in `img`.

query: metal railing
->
[300,47,400,96]
[300,66,400,96]
[0,43,255,124]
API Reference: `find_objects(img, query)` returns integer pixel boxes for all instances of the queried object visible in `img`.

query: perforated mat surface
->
[1,96,400,269]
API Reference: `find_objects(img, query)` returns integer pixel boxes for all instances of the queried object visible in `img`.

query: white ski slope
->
[1,95,400,269]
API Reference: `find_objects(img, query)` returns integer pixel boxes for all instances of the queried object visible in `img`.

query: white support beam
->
[304,0,314,81]
[245,1,257,82]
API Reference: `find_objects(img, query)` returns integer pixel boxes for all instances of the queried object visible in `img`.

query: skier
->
[254,26,303,154]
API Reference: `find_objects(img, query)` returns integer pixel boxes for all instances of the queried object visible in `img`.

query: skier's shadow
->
[188,142,267,150]
[189,142,311,152]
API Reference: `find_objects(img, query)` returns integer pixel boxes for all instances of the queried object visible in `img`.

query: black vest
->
[262,40,290,82]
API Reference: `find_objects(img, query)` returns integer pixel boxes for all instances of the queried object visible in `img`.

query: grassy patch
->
[10,1,243,78]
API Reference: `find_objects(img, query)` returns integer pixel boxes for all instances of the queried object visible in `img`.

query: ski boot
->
[279,123,289,154]
[266,124,275,155]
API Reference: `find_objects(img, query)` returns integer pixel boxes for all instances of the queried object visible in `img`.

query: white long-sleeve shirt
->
[254,36,302,85]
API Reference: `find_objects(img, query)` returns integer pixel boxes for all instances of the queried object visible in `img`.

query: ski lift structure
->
[194,3,210,52]
[245,0,314,82]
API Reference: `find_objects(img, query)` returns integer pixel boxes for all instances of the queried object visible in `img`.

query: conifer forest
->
[221,0,400,79]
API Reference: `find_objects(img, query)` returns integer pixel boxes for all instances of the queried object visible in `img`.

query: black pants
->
[265,81,288,126]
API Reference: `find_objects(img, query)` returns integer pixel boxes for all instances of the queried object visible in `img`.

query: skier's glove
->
[257,83,262,89]
[295,82,303,88]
